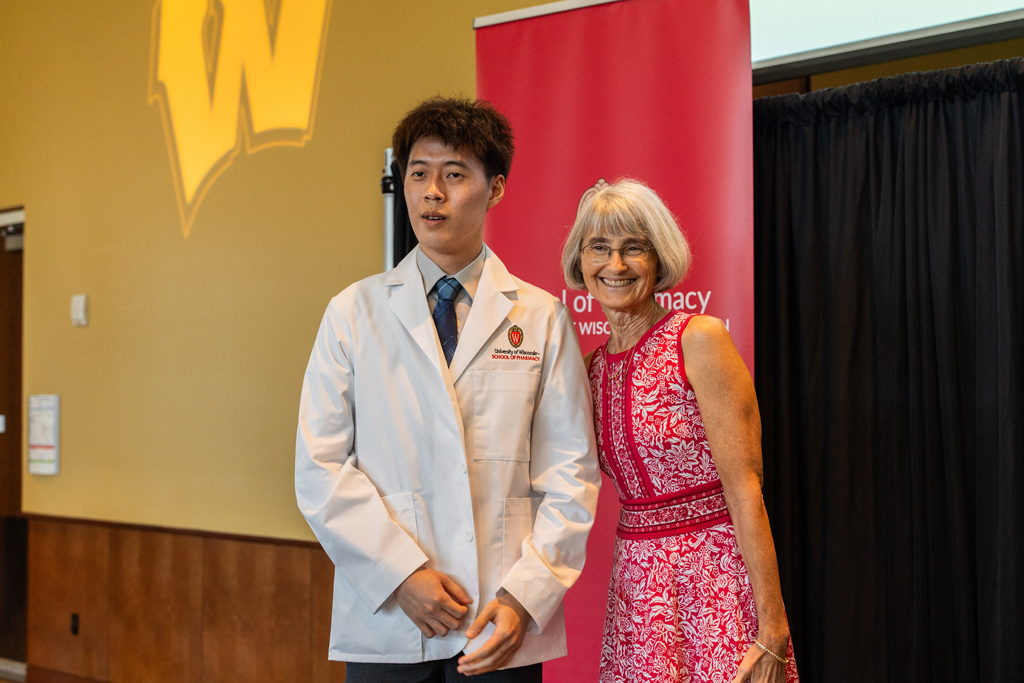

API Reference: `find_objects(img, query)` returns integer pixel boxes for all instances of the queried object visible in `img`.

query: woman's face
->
[580,232,660,314]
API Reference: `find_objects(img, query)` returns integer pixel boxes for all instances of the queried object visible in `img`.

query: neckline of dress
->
[604,310,677,362]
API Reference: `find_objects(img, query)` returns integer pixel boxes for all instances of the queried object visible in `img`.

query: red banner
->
[477,0,752,679]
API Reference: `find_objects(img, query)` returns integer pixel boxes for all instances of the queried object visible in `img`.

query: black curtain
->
[754,59,1024,683]
[391,160,418,266]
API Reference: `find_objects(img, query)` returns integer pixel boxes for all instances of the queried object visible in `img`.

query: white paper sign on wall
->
[71,294,88,327]
[28,395,60,476]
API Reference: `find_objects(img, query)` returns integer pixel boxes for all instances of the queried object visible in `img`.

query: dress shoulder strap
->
[676,312,705,388]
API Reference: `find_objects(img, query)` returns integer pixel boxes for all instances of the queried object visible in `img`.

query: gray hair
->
[561,178,691,291]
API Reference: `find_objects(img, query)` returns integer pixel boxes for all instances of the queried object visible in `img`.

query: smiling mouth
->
[600,277,636,288]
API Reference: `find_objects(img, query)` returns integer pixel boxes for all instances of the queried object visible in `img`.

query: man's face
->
[404,136,505,267]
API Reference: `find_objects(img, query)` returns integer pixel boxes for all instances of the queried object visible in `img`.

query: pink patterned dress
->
[589,312,799,683]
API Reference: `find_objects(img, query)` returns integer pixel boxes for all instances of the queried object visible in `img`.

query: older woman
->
[562,179,799,683]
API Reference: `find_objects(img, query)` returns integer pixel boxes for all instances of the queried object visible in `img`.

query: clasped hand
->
[457,589,529,676]
[394,569,529,676]
[395,567,473,638]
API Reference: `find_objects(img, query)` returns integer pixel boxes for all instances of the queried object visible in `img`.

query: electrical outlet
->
[71,613,79,636]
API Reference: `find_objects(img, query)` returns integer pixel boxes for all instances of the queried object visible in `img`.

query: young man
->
[295,97,600,682]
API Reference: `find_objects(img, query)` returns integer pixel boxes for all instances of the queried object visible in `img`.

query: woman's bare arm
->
[683,316,789,683]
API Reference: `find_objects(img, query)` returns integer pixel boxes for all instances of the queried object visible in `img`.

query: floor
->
[0,657,26,683]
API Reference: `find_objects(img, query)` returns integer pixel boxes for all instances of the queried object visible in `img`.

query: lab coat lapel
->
[385,249,445,377]
[449,248,518,384]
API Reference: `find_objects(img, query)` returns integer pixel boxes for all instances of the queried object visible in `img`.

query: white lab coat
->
[295,246,600,666]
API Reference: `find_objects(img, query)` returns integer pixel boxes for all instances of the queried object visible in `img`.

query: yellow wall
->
[1,0,534,540]
[811,36,1024,90]
[10,0,1019,542]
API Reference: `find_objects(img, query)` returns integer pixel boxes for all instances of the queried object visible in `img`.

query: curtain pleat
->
[754,59,1024,683]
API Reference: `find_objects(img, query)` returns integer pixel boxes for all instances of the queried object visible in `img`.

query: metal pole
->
[381,148,395,271]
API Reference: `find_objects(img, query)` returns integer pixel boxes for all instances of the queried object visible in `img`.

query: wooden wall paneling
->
[26,665,105,683]
[27,520,109,681]
[0,515,28,661]
[202,537,312,683]
[0,246,22,516]
[309,548,345,683]
[108,527,203,683]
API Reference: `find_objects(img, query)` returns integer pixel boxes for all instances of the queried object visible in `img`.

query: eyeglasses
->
[580,242,652,263]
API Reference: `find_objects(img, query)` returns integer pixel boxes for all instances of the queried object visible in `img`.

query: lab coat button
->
[460,462,467,474]
[465,531,474,542]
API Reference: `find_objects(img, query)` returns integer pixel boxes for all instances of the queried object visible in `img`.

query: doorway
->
[0,206,27,678]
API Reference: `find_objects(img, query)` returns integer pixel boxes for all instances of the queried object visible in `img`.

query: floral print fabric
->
[589,313,799,682]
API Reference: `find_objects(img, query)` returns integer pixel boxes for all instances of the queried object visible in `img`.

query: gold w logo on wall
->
[149,0,332,237]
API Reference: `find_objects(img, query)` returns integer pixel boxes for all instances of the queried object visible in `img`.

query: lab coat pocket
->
[331,569,421,658]
[365,492,421,655]
[381,491,419,545]
[503,497,540,578]
[474,369,540,461]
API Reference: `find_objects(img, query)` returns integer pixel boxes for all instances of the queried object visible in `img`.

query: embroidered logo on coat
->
[508,325,524,348]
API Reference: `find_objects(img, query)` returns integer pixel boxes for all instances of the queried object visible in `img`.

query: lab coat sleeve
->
[295,299,428,613]
[501,303,601,633]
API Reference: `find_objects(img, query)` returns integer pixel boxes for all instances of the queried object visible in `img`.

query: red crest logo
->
[508,325,524,348]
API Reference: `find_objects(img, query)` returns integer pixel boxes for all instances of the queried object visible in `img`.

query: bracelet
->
[753,638,789,664]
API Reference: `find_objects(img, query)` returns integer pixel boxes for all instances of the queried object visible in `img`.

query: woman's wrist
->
[753,637,789,666]
[755,626,790,656]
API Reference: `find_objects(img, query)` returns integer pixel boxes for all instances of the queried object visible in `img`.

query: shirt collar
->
[416,246,487,301]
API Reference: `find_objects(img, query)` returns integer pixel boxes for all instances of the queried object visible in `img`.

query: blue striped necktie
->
[433,277,461,366]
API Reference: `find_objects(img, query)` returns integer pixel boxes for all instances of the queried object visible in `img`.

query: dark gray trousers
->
[345,654,542,683]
